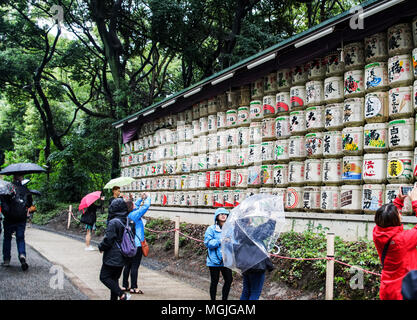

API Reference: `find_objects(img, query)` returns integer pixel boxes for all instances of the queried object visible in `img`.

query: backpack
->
[115,218,137,258]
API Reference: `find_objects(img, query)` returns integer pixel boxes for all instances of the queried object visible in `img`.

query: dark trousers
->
[3,221,26,261]
[122,249,143,289]
[240,271,265,300]
[99,264,124,300]
[209,266,233,300]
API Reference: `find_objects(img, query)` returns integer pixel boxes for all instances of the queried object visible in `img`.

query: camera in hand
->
[401,186,413,196]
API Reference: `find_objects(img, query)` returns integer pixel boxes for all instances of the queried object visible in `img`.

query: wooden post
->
[325,232,335,300]
[67,205,72,230]
[174,216,180,259]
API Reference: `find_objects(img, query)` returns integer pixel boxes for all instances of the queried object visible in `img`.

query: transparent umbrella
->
[221,193,286,273]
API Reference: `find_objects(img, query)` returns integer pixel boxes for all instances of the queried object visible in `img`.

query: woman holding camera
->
[373,186,417,300]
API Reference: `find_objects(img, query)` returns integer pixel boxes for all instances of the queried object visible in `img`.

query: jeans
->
[122,249,143,289]
[240,271,266,300]
[209,266,233,300]
[99,264,124,300]
[3,221,26,261]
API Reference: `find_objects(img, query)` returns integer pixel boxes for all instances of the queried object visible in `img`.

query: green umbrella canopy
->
[104,177,135,189]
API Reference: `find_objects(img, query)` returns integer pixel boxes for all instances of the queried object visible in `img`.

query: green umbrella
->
[104,177,135,189]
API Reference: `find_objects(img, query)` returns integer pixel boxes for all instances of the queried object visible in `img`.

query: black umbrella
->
[29,189,42,196]
[0,180,15,196]
[0,163,46,175]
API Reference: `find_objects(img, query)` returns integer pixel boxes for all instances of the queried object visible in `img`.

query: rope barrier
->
[68,209,381,277]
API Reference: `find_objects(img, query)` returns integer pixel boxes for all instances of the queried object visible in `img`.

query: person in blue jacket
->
[204,207,233,300]
[121,193,151,294]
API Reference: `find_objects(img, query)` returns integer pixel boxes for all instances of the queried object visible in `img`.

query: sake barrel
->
[387,150,414,183]
[343,98,365,127]
[191,155,199,172]
[238,147,249,167]
[290,86,306,110]
[364,91,389,123]
[217,111,227,130]
[324,76,344,103]
[207,97,218,115]
[274,139,289,163]
[250,100,263,121]
[322,158,342,185]
[342,156,363,184]
[217,129,228,150]
[214,170,226,189]
[237,106,250,126]
[250,121,263,144]
[227,90,240,109]
[389,86,413,118]
[251,78,264,99]
[248,165,262,187]
[305,105,325,132]
[288,161,305,186]
[223,190,235,208]
[340,184,363,213]
[365,32,388,63]
[305,132,324,158]
[413,48,417,79]
[226,147,239,168]
[261,141,275,163]
[198,134,208,154]
[199,116,208,135]
[233,189,243,207]
[365,62,389,92]
[207,114,217,133]
[388,118,415,150]
[290,110,306,135]
[286,187,303,211]
[184,124,193,141]
[207,152,217,170]
[196,191,205,207]
[262,118,276,141]
[386,183,413,215]
[342,126,364,155]
[216,150,227,169]
[304,159,322,185]
[308,57,326,80]
[271,188,287,206]
[205,171,215,188]
[192,103,200,120]
[207,133,217,152]
[344,70,365,98]
[264,72,278,94]
[324,103,344,130]
[323,131,343,158]
[199,100,208,117]
[364,122,388,152]
[303,186,321,212]
[343,42,365,71]
[387,23,413,56]
[226,128,238,148]
[363,153,387,184]
[306,80,325,106]
[289,136,306,160]
[226,109,238,127]
[388,55,414,87]
[240,85,251,106]
[273,164,289,187]
[236,168,248,188]
[321,186,341,212]
[275,115,291,140]
[325,51,345,76]
[204,190,214,207]
[292,64,308,85]
[225,169,237,188]
[414,80,417,111]
[277,68,293,91]
[362,184,385,214]
[276,91,291,114]
[213,190,224,207]
[249,143,263,165]
[261,165,274,186]
[263,95,277,118]
[238,126,250,147]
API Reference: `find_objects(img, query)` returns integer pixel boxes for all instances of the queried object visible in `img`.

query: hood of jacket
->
[373,225,404,249]
[108,198,128,221]
[214,207,229,224]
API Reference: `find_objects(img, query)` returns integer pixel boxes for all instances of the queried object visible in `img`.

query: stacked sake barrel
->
[119,17,417,214]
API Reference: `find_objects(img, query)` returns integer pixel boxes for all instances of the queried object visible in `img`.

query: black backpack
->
[6,184,30,222]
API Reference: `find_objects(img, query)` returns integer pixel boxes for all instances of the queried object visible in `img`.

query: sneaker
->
[120,293,131,300]
[85,246,96,251]
[1,260,10,267]
[19,255,28,271]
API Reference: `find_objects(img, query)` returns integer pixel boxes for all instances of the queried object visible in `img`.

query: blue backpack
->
[115,218,137,258]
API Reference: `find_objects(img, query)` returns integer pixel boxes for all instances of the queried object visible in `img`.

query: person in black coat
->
[98,198,132,300]
[234,217,276,300]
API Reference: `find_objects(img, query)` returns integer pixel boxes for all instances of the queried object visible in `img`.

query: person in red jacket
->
[373,186,417,300]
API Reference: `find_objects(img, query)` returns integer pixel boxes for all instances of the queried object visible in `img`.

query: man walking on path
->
[1,175,33,271]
